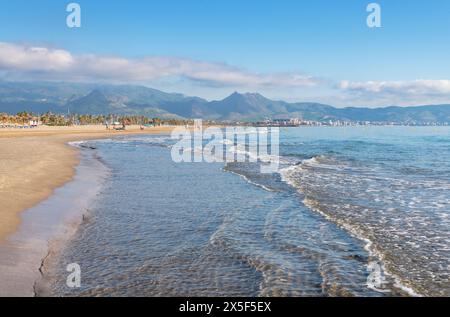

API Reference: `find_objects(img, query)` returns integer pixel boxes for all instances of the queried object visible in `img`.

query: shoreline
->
[0,125,175,244]
[0,146,109,296]
[0,125,175,297]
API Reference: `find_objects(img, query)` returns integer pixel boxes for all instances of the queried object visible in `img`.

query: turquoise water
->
[46,126,450,296]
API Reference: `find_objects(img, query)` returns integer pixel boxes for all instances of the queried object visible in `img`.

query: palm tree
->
[16,111,29,126]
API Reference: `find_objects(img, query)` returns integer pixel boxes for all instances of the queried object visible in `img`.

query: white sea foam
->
[277,155,427,297]
[301,197,423,297]
[224,168,275,192]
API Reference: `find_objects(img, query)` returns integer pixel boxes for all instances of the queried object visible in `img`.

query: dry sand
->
[0,125,175,243]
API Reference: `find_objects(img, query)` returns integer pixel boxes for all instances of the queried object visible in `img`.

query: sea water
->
[43,126,450,296]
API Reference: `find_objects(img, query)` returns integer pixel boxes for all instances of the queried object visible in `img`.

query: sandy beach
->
[0,125,175,244]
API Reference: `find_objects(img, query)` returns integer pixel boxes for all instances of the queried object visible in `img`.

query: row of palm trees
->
[0,112,194,127]
[0,112,37,125]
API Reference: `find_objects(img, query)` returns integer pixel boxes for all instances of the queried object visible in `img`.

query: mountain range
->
[1,81,450,123]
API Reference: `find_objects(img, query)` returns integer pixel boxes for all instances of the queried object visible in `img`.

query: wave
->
[223,168,275,192]
[302,197,421,297]
[278,155,424,296]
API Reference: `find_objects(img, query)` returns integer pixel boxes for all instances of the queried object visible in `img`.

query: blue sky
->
[1,0,450,107]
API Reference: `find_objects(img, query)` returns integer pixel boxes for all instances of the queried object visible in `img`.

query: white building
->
[29,119,41,127]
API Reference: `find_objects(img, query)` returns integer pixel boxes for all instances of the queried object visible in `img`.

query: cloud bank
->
[0,42,317,88]
[1,42,450,107]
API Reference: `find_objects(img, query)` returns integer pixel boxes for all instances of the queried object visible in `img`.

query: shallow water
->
[45,126,449,297]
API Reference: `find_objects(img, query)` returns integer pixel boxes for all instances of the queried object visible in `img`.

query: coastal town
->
[1,112,449,129]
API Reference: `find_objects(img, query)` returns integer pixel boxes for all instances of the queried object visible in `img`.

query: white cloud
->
[339,80,450,95]
[0,42,317,88]
[0,43,75,72]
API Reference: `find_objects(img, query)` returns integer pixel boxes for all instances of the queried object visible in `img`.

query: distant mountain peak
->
[65,89,111,115]
[225,91,267,101]
[86,89,107,99]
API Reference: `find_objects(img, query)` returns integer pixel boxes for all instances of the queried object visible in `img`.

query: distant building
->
[29,119,41,127]
[272,119,291,126]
